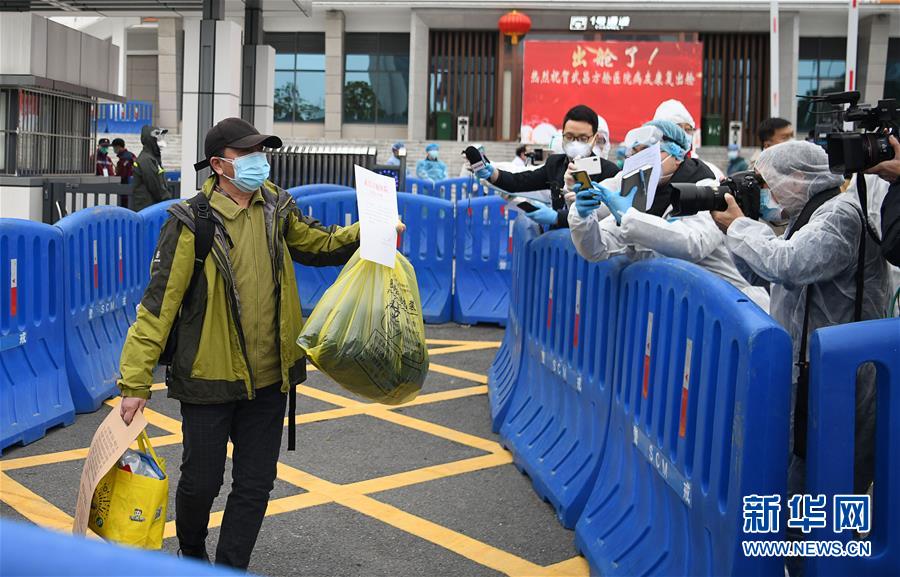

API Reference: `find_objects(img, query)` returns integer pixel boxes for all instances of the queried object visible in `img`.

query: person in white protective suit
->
[711,140,888,503]
[568,119,771,312]
[593,115,612,160]
[653,99,726,181]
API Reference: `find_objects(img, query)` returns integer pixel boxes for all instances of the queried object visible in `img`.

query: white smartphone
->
[574,156,604,176]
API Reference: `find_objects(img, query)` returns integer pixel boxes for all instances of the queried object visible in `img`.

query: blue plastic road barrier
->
[293,191,454,324]
[454,196,517,326]
[0,519,239,576]
[137,199,182,292]
[397,193,453,323]
[575,258,792,576]
[488,216,539,432]
[433,177,479,203]
[164,170,181,182]
[404,177,435,197]
[499,230,627,528]
[805,318,900,577]
[293,191,360,317]
[288,184,355,201]
[56,207,144,413]
[0,220,75,455]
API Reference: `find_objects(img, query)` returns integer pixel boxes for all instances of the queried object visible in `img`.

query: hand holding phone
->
[571,170,593,191]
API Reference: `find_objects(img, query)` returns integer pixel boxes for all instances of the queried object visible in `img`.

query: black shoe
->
[178,546,211,563]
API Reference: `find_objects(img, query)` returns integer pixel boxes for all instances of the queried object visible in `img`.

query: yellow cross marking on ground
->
[0,338,588,577]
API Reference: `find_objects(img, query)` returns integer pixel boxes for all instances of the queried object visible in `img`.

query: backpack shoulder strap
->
[786,188,840,240]
[187,193,215,277]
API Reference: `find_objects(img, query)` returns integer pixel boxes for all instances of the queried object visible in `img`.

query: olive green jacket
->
[118,177,360,403]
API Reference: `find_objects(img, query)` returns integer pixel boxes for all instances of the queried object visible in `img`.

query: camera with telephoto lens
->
[803,91,898,175]
[669,171,762,220]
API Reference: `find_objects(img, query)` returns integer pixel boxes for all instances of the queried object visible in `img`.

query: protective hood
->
[755,140,844,218]
[140,124,162,160]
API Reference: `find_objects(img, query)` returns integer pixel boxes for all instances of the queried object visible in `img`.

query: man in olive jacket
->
[117,118,362,568]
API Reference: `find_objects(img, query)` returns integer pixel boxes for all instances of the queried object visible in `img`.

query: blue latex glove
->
[524,201,559,226]
[474,162,494,180]
[597,182,637,225]
[574,184,602,218]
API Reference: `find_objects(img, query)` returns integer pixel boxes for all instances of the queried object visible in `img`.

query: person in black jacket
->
[866,135,900,266]
[131,125,171,212]
[471,105,619,229]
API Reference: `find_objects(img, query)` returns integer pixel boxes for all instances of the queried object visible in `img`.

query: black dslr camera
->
[669,171,762,220]
[804,91,898,175]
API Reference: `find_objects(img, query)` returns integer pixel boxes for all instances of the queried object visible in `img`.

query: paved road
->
[0,324,588,577]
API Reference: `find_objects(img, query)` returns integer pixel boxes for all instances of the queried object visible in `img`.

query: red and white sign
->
[521,40,703,143]
[678,339,693,438]
[641,312,654,399]
[10,259,17,318]
[92,240,99,289]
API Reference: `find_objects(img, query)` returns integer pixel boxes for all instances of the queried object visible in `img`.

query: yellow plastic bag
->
[298,249,429,404]
[89,431,168,549]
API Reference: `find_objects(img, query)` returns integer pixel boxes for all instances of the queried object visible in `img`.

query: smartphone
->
[574,155,604,175]
[463,146,489,173]
[571,170,593,190]
[510,197,539,213]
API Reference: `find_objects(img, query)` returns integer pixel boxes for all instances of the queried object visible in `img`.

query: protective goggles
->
[623,125,665,153]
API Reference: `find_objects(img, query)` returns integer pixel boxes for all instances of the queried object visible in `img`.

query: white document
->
[73,409,147,536]
[355,165,399,268]
[622,143,662,210]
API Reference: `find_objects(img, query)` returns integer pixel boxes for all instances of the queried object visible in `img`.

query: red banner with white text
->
[521,40,703,144]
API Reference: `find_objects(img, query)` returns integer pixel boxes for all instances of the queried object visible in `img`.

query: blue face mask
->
[759,188,784,222]
[220,152,270,193]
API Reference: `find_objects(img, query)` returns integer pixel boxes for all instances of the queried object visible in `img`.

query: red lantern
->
[498,10,531,45]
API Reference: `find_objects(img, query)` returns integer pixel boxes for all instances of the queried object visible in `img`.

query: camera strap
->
[788,187,840,459]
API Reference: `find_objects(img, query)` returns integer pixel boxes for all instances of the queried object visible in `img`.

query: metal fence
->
[42,182,132,224]
[1,87,96,176]
[267,145,406,191]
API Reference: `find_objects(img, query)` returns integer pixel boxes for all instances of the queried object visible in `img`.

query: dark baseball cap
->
[194,117,283,170]
[98,137,111,146]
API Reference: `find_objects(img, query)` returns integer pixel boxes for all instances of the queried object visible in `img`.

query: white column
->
[324,10,344,140]
[778,13,800,125]
[845,0,859,92]
[857,14,891,103]
[252,45,275,135]
[158,18,181,131]
[110,17,128,97]
[181,18,242,197]
[407,10,429,141]
[769,0,779,117]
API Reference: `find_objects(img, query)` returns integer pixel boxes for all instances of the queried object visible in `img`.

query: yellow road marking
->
[0,471,75,533]
[398,385,487,407]
[0,434,183,472]
[544,556,590,577]
[336,493,553,577]
[104,398,183,435]
[426,339,502,347]
[368,409,502,455]
[428,363,489,384]
[346,452,511,495]
[426,343,501,356]
[162,492,331,540]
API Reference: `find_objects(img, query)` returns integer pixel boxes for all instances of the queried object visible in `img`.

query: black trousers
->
[176,384,286,569]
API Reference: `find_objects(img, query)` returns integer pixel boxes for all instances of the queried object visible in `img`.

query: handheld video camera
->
[670,171,762,220]
[802,91,898,175]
